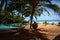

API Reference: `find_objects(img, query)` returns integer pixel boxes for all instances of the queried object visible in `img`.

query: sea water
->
[0,24,23,30]
[33,20,60,23]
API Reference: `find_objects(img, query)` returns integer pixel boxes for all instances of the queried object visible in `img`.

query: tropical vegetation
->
[0,11,25,24]
[43,20,48,26]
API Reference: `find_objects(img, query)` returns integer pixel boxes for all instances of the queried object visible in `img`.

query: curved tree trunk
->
[1,0,4,7]
[4,0,7,10]
[30,7,34,29]
[30,13,33,29]
[29,0,39,29]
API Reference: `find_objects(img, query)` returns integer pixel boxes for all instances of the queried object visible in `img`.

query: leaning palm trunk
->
[30,7,35,30]
[30,14,33,29]
[29,0,39,30]
[1,0,4,10]
[30,11,34,29]
[4,0,7,10]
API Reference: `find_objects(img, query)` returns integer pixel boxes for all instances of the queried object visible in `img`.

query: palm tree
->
[22,0,60,29]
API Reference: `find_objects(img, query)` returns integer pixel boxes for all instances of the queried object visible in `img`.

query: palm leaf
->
[34,16,37,20]
[39,0,52,4]
[37,4,60,15]
[41,7,50,16]
[45,4,60,13]
[35,7,43,16]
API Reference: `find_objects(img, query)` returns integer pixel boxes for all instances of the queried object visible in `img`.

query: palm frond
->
[38,4,60,15]
[45,4,60,13]
[36,11,42,16]
[34,16,37,20]
[41,7,50,16]
[39,0,52,4]
[35,7,43,16]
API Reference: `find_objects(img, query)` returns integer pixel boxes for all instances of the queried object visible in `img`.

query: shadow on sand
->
[53,35,60,40]
[0,29,49,40]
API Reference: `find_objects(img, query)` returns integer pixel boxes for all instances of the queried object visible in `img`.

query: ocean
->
[33,20,60,23]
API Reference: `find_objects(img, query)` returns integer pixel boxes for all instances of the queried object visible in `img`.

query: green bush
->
[43,20,48,25]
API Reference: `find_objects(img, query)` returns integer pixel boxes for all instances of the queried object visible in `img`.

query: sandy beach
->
[25,23,60,40]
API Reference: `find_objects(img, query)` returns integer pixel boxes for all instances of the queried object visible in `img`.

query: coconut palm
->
[11,0,51,29]
[22,0,60,29]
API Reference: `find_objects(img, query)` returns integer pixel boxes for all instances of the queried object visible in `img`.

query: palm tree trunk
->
[1,0,7,10]
[29,0,39,29]
[4,0,7,10]
[30,13,33,29]
[1,0,4,10]
[30,7,34,29]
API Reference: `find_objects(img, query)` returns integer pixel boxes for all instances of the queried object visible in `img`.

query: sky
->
[25,0,60,21]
